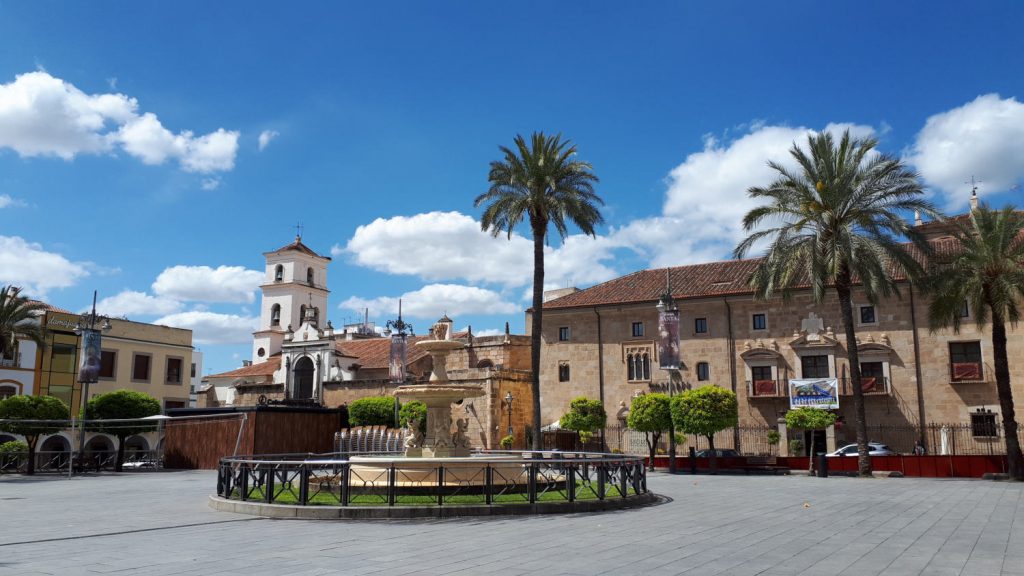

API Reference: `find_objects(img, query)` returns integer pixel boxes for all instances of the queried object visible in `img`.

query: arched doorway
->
[39,435,70,470]
[294,356,314,400]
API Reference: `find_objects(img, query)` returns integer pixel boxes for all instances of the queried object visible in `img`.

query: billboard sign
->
[389,334,407,383]
[657,309,680,370]
[788,378,839,409]
[78,328,102,384]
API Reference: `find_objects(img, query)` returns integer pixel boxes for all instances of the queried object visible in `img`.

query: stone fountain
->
[393,315,485,458]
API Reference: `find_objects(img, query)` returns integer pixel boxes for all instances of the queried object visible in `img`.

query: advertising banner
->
[78,329,102,384]
[389,334,407,383]
[788,378,839,409]
[657,309,680,370]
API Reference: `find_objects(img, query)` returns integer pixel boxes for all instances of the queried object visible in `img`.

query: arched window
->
[274,264,283,282]
[313,307,320,325]
[0,385,17,400]
[271,304,281,326]
[626,351,651,381]
[307,267,315,286]
[639,352,650,380]
[300,305,307,322]
[627,354,636,381]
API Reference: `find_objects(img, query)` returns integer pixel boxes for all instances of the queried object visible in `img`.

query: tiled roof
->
[266,236,331,260]
[206,355,281,379]
[335,332,468,370]
[33,301,71,314]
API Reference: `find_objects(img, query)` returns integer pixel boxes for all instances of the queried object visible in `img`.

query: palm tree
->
[734,129,938,477]
[925,204,1024,480]
[0,286,47,365]
[475,132,603,451]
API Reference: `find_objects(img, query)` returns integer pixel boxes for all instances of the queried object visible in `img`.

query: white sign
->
[789,378,839,409]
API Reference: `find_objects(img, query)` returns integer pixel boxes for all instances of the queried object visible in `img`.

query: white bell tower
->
[252,235,331,363]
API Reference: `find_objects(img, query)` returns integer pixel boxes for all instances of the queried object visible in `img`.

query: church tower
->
[251,235,331,364]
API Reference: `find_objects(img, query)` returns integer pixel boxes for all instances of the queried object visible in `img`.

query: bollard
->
[689,447,697,475]
[817,453,828,478]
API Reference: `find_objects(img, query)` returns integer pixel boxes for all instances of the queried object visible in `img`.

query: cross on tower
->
[965,176,982,196]
[294,222,304,240]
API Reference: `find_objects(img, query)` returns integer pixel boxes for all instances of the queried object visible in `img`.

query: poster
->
[788,378,839,409]
[657,309,680,370]
[389,334,406,383]
[78,329,102,384]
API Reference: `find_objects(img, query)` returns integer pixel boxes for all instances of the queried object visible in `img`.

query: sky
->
[2,1,1024,376]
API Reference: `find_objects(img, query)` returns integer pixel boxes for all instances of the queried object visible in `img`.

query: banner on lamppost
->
[78,329,102,384]
[788,378,840,409]
[657,309,680,370]
[389,334,407,383]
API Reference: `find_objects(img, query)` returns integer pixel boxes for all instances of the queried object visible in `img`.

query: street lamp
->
[656,287,679,474]
[73,291,112,465]
[504,391,514,437]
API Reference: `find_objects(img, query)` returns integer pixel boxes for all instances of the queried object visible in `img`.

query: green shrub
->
[349,396,397,428]
[398,401,427,435]
[766,430,781,445]
[789,439,804,455]
[785,407,836,431]
[0,440,28,454]
[499,435,514,449]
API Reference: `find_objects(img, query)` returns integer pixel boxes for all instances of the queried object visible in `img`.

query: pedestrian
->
[913,440,926,456]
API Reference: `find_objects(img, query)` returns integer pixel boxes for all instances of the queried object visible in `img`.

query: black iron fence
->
[0,449,162,474]
[216,450,648,507]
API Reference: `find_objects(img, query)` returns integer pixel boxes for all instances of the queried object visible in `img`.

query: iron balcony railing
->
[838,376,891,396]
[746,379,787,398]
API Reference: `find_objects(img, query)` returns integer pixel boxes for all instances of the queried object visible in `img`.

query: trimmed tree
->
[734,130,939,477]
[924,204,1024,480]
[671,386,738,472]
[476,132,603,451]
[0,395,69,475]
[349,396,398,428]
[627,393,672,470]
[560,396,607,448]
[785,407,837,473]
[85,390,160,472]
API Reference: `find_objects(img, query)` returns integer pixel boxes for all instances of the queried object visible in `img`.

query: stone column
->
[825,424,836,453]
[777,417,789,457]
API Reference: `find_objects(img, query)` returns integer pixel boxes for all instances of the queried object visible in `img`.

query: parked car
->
[827,443,895,457]
[694,449,740,458]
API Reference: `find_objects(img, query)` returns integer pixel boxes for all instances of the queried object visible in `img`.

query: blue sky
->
[2,1,1023,375]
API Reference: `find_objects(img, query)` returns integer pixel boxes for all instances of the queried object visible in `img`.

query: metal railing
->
[746,380,787,398]
[0,449,162,474]
[216,450,647,507]
[838,377,891,396]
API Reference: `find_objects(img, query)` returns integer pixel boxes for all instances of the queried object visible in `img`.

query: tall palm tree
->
[925,204,1024,480]
[0,286,47,364]
[475,132,603,451]
[734,130,938,477]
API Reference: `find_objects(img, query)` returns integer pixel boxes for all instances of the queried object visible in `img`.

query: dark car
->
[694,449,740,458]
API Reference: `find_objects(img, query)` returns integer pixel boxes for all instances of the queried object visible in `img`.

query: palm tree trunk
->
[836,274,872,477]
[26,435,36,475]
[115,435,125,472]
[530,225,545,452]
[990,313,1024,480]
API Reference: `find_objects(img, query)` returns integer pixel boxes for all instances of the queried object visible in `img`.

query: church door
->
[294,357,315,400]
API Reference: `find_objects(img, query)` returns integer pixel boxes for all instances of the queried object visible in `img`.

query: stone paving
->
[1,470,1022,575]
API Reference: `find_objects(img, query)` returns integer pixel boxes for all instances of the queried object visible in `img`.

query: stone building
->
[535,210,1023,453]
[200,236,534,449]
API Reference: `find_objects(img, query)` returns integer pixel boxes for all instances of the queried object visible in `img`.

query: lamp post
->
[504,391,514,437]
[73,291,112,465]
[656,289,679,474]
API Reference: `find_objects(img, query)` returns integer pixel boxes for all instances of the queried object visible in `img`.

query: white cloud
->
[153,311,258,345]
[340,211,618,290]
[906,94,1024,209]
[201,178,220,191]
[152,265,263,304]
[0,194,26,208]
[0,71,239,174]
[469,328,503,337]
[0,236,88,297]
[258,130,279,151]
[340,283,519,320]
[93,290,182,317]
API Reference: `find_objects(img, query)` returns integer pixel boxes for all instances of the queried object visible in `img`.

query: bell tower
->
[252,234,331,363]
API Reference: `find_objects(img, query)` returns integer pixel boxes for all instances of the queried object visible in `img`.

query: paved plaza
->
[1,470,1022,575]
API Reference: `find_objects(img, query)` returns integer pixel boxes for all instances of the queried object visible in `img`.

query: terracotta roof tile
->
[266,236,331,260]
[207,355,281,379]
[335,332,468,370]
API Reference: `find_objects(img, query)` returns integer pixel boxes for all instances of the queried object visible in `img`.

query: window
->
[190,363,197,378]
[631,322,644,338]
[48,385,73,406]
[959,301,970,318]
[98,351,116,379]
[696,362,710,381]
[51,343,77,374]
[300,305,306,322]
[949,341,983,381]
[752,313,767,331]
[271,304,281,327]
[274,264,283,282]
[166,358,183,384]
[164,400,187,411]
[750,366,772,382]
[132,354,151,382]
[307,267,315,286]
[558,327,570,342]
[860,305,876,324]
[970,409,998,437]
[859,361,884,392]
[627,352,651,381]
[694,317,708,334]
[257,347,266,358]
[801,355,830,378]
[558,363,571,382]
[0,385,16,400]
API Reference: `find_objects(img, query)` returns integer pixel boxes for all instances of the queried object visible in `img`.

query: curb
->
[208,492,663,519]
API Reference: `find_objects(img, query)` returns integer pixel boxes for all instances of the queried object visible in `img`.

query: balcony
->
[950,362,988,384]
[746,379,787,398]
[838,376,891,396]
[0,358,15,367]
